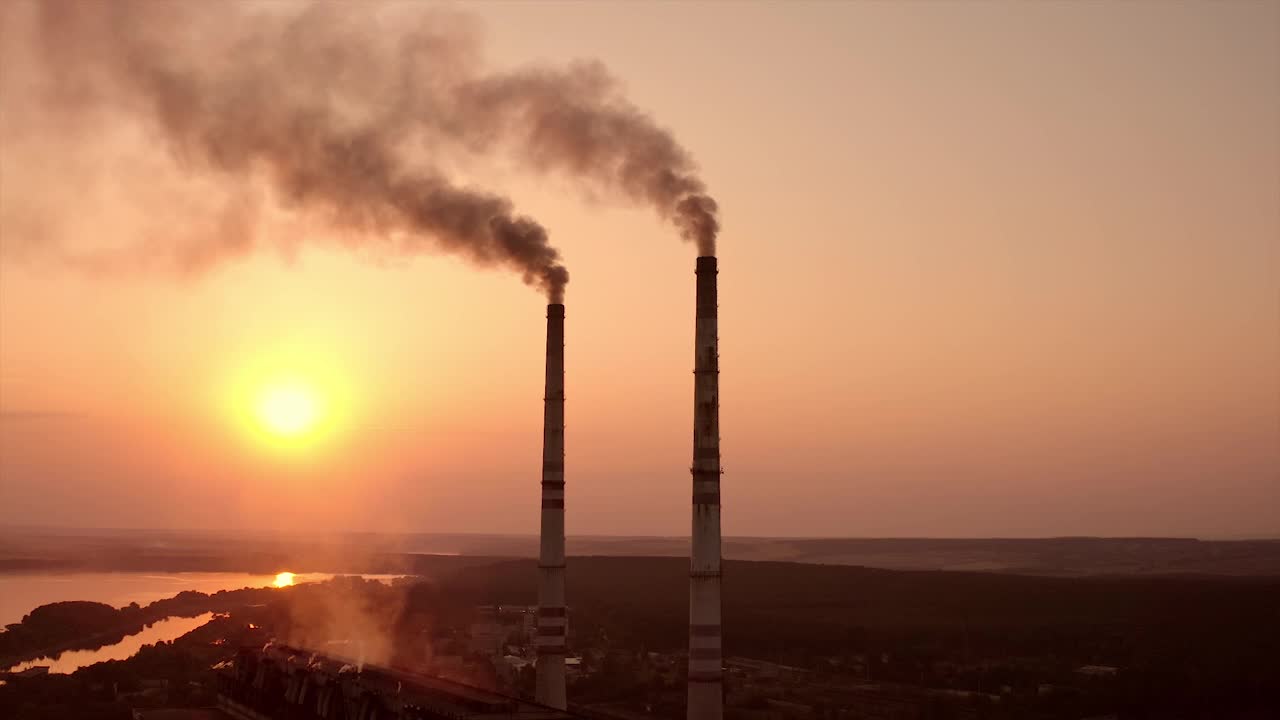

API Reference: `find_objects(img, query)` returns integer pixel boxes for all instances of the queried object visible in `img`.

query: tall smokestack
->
[688,256,722,720]
[536,303,568,710]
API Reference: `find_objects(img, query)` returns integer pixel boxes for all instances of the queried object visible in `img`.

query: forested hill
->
[446,556,1280,674]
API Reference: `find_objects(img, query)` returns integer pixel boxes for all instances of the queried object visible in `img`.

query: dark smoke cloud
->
[449,63,720,255]
[5,1,568,301]
[2,0,718,304]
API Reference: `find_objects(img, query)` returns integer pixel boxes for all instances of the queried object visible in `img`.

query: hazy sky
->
[1,1,1276,537]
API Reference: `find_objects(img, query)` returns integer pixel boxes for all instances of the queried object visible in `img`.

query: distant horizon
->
[3,523,1276,543]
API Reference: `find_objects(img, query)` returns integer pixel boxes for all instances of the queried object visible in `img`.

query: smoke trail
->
[3,1,569,301]
[2,0,718,297]
[449,63,721,256]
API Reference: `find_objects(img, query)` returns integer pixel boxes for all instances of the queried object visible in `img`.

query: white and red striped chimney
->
[535,303,568,709]
[688,256,723,720]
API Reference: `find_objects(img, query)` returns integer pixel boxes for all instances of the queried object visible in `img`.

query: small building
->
[470,605,559,656]
[496,654,533,686]
[726,657,811,682]
[469,618,506,656]
[132,711,234,720]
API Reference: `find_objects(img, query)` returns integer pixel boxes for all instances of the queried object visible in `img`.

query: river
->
[6,612,219,674]
[1,571,407,675]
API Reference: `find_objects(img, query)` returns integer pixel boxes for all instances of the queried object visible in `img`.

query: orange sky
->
[1,1,1277,537]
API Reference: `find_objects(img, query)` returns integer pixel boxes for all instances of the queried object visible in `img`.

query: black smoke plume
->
[1,1,718,303]
[4,1,567,300]
[449,63,721,255]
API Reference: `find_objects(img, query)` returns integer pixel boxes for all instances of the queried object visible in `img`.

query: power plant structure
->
[217,644,579,720]
[688,256,723,720]
[536,303,568,709]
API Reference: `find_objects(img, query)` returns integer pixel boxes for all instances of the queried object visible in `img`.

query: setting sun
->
[223,349,356,455]
[257,383,321,438]
[273,572,296,588]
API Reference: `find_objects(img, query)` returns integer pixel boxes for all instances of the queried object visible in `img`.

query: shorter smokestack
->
[536,303,567,710]
[688,256,722,720]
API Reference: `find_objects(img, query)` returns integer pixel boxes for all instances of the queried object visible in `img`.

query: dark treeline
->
[442,557,1280,644]
[442,557,1280,718]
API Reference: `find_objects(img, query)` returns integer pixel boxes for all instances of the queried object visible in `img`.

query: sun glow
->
[273,572,296,588]
[223,347,358,456]
[258,382,321,437]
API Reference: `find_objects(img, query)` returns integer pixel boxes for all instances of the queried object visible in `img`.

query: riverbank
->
[0,587,278,670]
[6,613,218,674]
[0,607,266,718]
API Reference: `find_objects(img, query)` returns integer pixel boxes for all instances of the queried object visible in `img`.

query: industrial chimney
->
[536,303,568,710]
[688,256,722,720]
